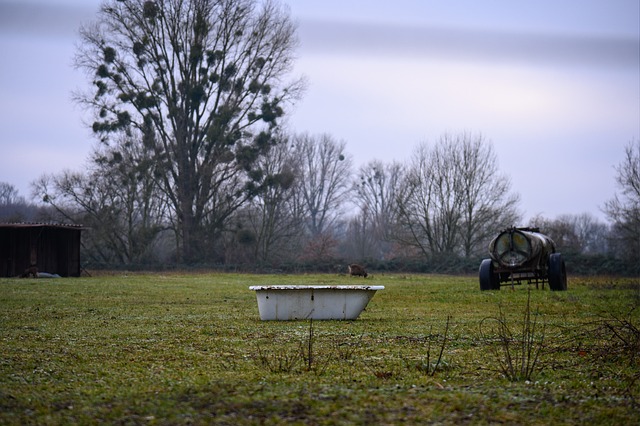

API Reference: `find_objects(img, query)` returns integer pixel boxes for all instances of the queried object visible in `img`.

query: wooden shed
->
[0,223,83,277]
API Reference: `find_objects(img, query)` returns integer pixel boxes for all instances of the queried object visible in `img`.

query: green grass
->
[1,272,638,425]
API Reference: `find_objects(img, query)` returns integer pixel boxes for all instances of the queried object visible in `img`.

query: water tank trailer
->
[479,227,567,291]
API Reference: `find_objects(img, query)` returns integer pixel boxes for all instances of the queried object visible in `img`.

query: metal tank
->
[479,227,567,291]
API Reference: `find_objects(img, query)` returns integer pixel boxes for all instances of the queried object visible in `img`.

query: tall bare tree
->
[604,139,640,261]
[395,133,520,258]
[455,133,520,256]
[396,141,460,256]
[351,160,404,259]
[74,0,303,263]
[292,133,353,237]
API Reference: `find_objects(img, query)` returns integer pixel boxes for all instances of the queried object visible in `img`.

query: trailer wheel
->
[479,259,499,290]
[548,253,567,291]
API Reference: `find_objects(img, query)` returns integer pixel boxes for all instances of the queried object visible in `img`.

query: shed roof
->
[0,222,85,230]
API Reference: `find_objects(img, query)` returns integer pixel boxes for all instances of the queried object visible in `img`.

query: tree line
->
[3,135,638,275]
[2,0,638,274]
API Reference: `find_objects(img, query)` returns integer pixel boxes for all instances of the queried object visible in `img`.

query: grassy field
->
[1,272,638,425]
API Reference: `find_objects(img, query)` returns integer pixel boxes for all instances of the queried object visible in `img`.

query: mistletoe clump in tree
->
[75,0,304,263]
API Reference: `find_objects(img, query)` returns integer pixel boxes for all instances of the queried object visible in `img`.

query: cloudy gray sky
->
[0,0,638,222]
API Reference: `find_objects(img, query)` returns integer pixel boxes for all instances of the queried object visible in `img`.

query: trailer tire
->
[548,253,567,291]
[479,259,499,290]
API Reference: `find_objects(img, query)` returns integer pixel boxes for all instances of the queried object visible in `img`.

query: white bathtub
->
[249,285,384,320]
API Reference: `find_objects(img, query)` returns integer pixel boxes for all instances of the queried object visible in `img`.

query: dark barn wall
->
[0,225,82,277]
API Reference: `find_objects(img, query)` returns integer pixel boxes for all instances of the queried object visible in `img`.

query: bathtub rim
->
[249,285,385,291]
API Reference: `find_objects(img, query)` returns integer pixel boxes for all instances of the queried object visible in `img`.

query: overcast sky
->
[0,0,638,223]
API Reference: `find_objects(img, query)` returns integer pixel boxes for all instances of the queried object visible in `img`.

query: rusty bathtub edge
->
[249,285,385,291]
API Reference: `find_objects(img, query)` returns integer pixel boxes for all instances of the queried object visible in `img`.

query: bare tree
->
[395,133,520,258]
[33,135,171,265]
[396,141,461,256]
[529,213,609,255]
[343,208,377,260]
[0,182,23,206]
[455,133,521,257]
[571,213,609,254]
[0,182,38,222]
[74,0,303,263]
[350,160,404,259]
[242,133,305,263]
[604,139,640,260]
[292,133,353,237]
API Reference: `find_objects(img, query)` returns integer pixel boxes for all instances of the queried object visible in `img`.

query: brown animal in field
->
[21,265,38,278]
[348,264,368,278]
